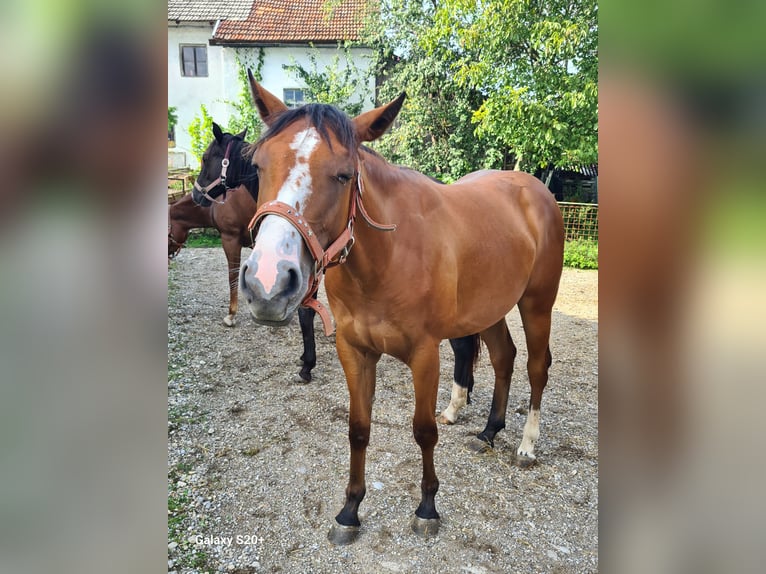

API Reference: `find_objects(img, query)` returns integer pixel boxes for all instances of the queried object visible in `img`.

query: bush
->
[187,104,215,166]
[563,239,598,269]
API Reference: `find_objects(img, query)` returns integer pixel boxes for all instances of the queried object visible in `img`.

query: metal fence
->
[558,202,598,242]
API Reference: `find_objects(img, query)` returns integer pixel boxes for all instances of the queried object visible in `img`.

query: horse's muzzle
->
[239,256,305,325]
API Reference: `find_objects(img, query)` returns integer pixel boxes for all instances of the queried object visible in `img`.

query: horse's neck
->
[341,153,411,274]
[171,195,214,230]
[229,142,258,199]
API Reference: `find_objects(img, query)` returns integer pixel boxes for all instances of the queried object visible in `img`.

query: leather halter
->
[247,167,396,336]
[193,141,234,205]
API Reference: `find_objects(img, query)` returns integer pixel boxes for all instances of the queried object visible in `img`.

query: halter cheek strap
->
[247,166,396,336]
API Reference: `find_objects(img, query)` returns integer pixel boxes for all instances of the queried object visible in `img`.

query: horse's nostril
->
[286,268,299,295]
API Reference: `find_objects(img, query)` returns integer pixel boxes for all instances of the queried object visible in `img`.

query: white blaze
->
[277,127,321,211]
[250,127,321,295]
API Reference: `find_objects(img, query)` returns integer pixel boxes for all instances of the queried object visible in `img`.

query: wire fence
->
[558,202,598,242]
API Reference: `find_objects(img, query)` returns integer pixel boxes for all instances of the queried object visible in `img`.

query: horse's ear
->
[236,127,248,140]
[248,69,288,126]
[353,92,406,142]
[212,122,224,143]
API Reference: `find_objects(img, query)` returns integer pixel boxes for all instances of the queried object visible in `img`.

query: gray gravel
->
[168,247,598,573]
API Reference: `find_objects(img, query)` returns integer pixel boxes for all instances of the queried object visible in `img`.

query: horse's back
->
[448,169,563,253]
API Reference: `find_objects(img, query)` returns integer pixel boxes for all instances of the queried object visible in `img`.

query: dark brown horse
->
[240,78,564,544]
[168,124,319,381]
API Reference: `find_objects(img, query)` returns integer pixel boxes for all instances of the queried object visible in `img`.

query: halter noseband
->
[193,141,234,205]
[247,165,396,336]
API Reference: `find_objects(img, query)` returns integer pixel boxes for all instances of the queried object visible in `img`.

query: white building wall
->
[169,24,375,168]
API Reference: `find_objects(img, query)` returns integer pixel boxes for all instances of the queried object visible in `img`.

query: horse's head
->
[192,123,251,206]
[239,72,404,328]
[168,207,188,260]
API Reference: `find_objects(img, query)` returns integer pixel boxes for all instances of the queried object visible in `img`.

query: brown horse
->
[239,78,564,544]
[168,124,258,328]
[168,124,318,382]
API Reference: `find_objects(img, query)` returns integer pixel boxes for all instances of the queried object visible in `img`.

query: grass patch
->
[185,229,222,248]
[168,179,187,191]
[564,239,598,269]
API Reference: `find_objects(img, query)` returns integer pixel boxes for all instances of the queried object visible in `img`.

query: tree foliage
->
[424,0,598,170]
[283,42,371,116]
[187,104,214,166]
[225,49,266,139]
[361,1,507,182]
[358,0,597,178]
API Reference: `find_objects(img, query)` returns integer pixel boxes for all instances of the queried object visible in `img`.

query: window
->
[283,88,306,108]
[180,45,208,77]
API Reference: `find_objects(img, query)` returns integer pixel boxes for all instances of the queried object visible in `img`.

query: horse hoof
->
[292,373,311,385]
[468,437,493,454]
[514,453,537,468]
[437,413,455,425]
[223,315,236,327]
[327,522,360,545]
[411,516,440,538]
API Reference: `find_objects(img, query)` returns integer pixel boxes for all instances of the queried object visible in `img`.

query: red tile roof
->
[213,0,368,44]
[168,0,252,22]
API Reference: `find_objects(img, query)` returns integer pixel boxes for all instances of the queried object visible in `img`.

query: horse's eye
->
[335,174,352,185]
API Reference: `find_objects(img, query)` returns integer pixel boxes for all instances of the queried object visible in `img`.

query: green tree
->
[187,104,214,166]
[424,0,598,170]
[283,42,371,116]
[361,1,507,182]
[225,49,266,139]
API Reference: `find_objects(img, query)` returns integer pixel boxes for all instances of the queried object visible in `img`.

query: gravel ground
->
[168,247,598,573]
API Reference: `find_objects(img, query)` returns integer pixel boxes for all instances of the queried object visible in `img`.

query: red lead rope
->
[247,168,396,336]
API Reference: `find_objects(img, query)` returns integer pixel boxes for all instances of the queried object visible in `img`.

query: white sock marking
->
[440,382,468,423]
[517,408,541,459]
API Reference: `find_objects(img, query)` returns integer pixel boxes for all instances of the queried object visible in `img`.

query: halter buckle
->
[338,236,355,265]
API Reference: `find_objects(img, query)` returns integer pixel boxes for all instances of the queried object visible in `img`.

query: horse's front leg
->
[221,235,241,327]
[409,343,442,537]
[328,336,380,545]
[295,294,317,383]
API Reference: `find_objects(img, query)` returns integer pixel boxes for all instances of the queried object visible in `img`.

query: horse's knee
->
[348,423,370,449]
[413,422,438,449]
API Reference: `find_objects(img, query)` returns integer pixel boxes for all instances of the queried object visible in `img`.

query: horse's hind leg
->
[438,335,479,424]
[515,294,555,467]
[475,319,517,449]
[296,299,317,383]
[221,235,240,327]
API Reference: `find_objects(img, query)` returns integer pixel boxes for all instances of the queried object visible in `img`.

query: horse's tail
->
[449,334,481,403]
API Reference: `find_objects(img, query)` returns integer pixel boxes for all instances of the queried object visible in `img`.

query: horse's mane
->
[249,104,359,154]
[222,133,258,191]
[359,146,445,185]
